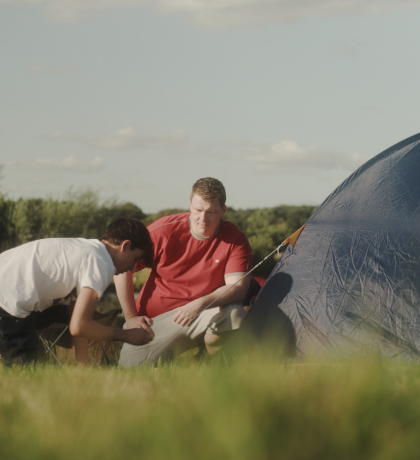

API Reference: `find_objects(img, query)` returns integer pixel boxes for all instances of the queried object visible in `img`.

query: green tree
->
[0,189,147,252]
[0,178,316,279]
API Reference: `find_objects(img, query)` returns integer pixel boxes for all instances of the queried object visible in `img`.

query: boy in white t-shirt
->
[0,218,154,366]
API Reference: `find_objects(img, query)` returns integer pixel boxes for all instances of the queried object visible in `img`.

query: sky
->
[1,0,420,213]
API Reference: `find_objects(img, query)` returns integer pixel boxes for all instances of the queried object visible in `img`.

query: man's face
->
[114,247,144,275]
[189,194,226,238]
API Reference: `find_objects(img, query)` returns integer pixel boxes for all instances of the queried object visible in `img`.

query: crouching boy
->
[0,218,154,366]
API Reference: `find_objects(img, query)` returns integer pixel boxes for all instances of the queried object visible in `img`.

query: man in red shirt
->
[116,178,252,367]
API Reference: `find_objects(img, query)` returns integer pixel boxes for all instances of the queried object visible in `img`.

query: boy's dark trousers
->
[0,306,70,366]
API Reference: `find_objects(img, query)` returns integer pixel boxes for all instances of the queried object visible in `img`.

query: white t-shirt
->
[0,238,115,318]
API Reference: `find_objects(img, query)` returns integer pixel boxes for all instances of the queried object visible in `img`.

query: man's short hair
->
[102,218,154,268]
[190,177,226,208]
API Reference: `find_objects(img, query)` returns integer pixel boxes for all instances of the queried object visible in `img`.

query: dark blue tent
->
[237,132,420,360]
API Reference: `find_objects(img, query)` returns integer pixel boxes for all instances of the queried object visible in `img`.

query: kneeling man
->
[116,177,252,367]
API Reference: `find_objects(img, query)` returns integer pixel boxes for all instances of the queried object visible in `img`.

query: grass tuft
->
[1,355,420,459]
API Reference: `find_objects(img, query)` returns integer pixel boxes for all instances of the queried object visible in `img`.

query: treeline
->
[0,190,145,253]
[0,191,316,277]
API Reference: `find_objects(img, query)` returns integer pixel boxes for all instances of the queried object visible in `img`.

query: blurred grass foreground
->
[2,357,420,460]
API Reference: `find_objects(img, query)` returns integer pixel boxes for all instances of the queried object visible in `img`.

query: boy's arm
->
[66,304,89,365]
[71,336,89,365]
[114,272,154,335]
[69,287,153,345]
[114,271,137,319]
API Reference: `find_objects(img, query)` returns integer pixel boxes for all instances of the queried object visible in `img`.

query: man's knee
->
[209,302,246,334]
[228,302,247,325]
[204,330,237,355]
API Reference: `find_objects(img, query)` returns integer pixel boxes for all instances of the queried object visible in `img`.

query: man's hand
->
[173,299,205,327]
[125,315,154,337]
[124,328,154,346]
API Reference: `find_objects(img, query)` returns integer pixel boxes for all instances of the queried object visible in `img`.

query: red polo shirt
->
[135,212,252,318]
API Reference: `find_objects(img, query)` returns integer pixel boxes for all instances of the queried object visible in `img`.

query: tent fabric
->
[236,132,420,360]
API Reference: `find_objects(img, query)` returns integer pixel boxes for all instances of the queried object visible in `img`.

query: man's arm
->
[113,272,154,335]
[69,286,153,345]
[173,275,250,327]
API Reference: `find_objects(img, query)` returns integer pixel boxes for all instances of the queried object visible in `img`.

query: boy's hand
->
[126,315,154,337]
[124,328,154,346]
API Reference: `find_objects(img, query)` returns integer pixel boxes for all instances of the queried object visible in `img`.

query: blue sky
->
[1,1,420,212]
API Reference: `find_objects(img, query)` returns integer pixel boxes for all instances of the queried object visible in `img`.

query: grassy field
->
[2,355,420,460]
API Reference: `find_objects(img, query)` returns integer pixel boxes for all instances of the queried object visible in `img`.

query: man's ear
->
[120,240,132,252]
[221,206,227,217]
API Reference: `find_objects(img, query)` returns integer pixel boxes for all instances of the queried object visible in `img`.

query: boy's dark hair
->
[102,218,154,268]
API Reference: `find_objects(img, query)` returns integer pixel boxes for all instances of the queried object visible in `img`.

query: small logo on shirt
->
[215,259,220,263]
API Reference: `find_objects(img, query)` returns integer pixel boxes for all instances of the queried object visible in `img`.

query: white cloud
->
[156,0,420,28]
[98,179,153,191]
[49,127,372,174]
[364,105,386,114]
[29,60,74,74]
[50,128,203,155]
[226,139,372,173]
[6,155,104,173]
[337,44,360,59]
[2,0,420,27]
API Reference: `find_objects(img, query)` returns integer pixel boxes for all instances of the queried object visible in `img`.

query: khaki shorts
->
[119,303,246,368]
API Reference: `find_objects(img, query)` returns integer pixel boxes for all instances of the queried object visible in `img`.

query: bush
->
[0,189,145,252]
[0,181,316,278]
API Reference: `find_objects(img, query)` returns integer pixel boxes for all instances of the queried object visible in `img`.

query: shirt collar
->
[189,215,221,241]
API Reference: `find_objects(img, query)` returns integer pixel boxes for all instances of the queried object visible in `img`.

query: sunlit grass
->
[1,355,420,460]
